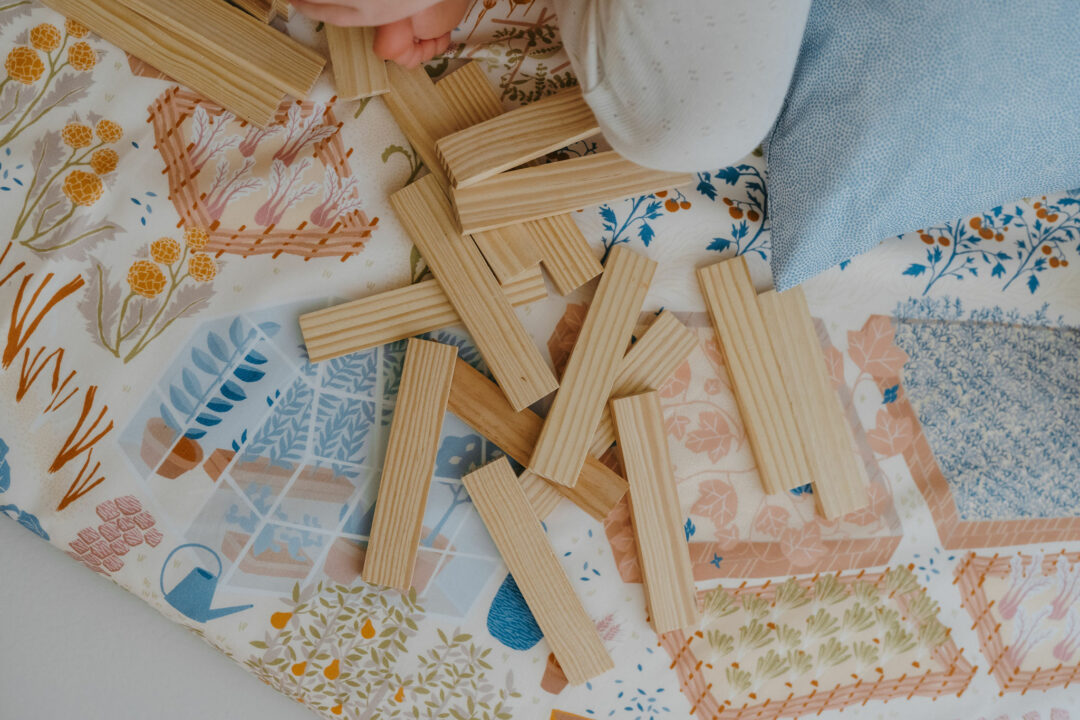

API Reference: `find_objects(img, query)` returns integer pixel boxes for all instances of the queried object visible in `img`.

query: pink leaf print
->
[847,316,909,379]
[780,522,827,568]
[691,478,737,529]
[665,412,690,441]
[704,377,727,395]
[753,504,790,538]
[824,345,844,389]
[866,409,914,457]
[845,479,890,526]
[714,520,741,550]
[658,360,690,398]
[702,338,726,373]
[685,412,735,462]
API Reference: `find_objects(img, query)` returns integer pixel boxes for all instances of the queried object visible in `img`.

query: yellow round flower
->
[184,226,209,251]
[95,119,122,144]
[127,260,167,298]
[30,24,62,52]
[150,237,181,264]
[188,253,217,282]
[67,41,96,71]
[5,46,44,85]
[61,170,103,207]
[65,19,90,38]
[62,123,94,149]
[90,148,118,174]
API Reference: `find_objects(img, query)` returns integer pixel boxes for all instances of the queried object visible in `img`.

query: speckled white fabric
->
[553,0,810,173]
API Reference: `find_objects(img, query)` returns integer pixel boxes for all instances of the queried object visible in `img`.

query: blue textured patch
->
[486,573,543,651]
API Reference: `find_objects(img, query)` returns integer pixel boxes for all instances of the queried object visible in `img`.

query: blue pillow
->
[763,0,1080,290]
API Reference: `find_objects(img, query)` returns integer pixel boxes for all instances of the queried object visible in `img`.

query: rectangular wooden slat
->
[758,288,869,519]
[298,267,546,363]
[384,62,458,190]
[697,257,810,493]
[271,0,292,19]
[436,86,599,188]
[530,246,655,486]
[362,339,456,591]
[452,152,692,234]
[462,458,613,685]
[611,391,699,634]
[436,61,505,128]
[391,175,557,411]
[232,0,273,22]
[525,214,602,296]
[446,358,625,521]
[326,25,389,99]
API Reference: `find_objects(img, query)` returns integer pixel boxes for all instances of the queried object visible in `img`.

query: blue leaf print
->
[684,518,695,540]
[1027,273,1039,293]
[195,412,222,427]
[181,368,202,399]
[790,483,813,496]
[228,317,247,347]
[638,222,655,246]
[220,380,246,402]
[599,205,616,228]
[258,321,281,337]
[707,238,731,253]
[191,347,219,375]
[233,364,265,382]
[245,349,267,365]
[716,166,741,185]
[882,385,899,404]
[991,263,1006,277]
[0,439,9,493]
[184,428,206,440]
[207,332,230,363]
[169,385,194,416]
[160,403,180,432]
[903,263,927,277]
[696,172,717,200]
[206,398,233,413]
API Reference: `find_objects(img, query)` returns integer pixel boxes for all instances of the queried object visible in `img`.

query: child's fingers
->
[291,0,445,27]
[373,19,416,61]
[409,0,469,40]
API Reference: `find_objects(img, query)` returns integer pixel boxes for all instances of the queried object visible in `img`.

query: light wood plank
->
[525,214,602,296]
[758,288,869,519]
[391,175,557,411]
[611,391,699,633]
[530,246,655,486]
[271,0,292,19]
[326,25,389,99]
[590,311,698,458]
[232,0,273,22]
[446,358,626,521]
[363,339,456,590]
[299,267,546,363]
[452,152,692,234]
[462,458,613,684]
[436,61,505,128]
[436,86,599,188]
[697,257,810,493]
[384,62,458,190]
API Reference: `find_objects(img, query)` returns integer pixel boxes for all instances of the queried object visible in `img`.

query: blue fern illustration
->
[422,481,472,547]
[241,376,313,467]
[321,349,378,395]
[315,395,374,463]
[598,194,664,262]
[701,164,769,260]
[0,438,48,540]
[0,438,8,494]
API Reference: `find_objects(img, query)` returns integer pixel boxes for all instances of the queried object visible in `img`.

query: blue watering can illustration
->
[160,543,252,623]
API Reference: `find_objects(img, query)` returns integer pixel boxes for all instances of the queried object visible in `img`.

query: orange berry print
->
[995,233,1004,242]
[1034,201,1042,209]
[331,705,342,716]
[969,217,981,229]
[1036,208,1047,218]
[1047,213,1059,223]
[1042,244,1053,255]
[323,659,340,680]
[188,253,217,282]
[655,190,667,197]
[291,661,307,676]
[270,611,292,629]
[62,170,103,206]
[184,226,209,251]
[978,227,993,240]
[65,18,90,38]
[30,24,62,52]
[360,618,375,639]
[62,123,94,149]
[127,260,167,298]
[664,198,678,212]
[746,209,759,221]
[938,236,950,247]
[1062,259,1069,267]
[920,233,935,245]
[729,207,744,219]
[1050,257,1060,268]
[722,197,733,206]
[96,119,123,143]
[90,148,118,174]
[67,41,96,71]
[150,237,182,264]
[680,201,691,210]
[5,47,45,85]
[393,687,405,703]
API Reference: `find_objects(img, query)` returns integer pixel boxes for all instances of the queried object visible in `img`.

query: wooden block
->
[589,311,698,458]
[446,358,626,521]
[326,25,389,99]
[42,0,283,125]
[462,458,613,684]
[697,257,810,493]
[472,220,545,284]
[530,246,656,486]
[384,63,458,190]
[524,214,602,296]
[299,266,546,363]
[271,0,292,19]
[232,0,273,22]
[436,61,505,128]
[391,176,557,411]
[436,86,599,188]
[758,288,869,519]
[611,391,699,634]
[363,339,456,591]
[452,152,692,234]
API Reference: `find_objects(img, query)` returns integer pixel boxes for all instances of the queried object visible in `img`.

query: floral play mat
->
[1,2,1079,719]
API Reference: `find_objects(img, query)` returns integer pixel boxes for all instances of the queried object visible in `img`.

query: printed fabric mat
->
[1,2,1080,719]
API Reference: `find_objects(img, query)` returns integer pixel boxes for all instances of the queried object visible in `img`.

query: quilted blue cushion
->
[763,0,1080,290]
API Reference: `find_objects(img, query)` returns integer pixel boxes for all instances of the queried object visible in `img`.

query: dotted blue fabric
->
[763,0,1080,290]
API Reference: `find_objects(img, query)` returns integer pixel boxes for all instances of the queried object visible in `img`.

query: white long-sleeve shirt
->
[552,0,811,172]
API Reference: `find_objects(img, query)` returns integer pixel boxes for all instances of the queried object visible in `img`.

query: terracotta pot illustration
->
[540,652,569,695]
[141,417,204,479]
[322,531,448,591]
[221,531,312,579]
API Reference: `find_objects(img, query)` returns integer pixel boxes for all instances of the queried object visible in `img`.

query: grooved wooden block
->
[446,358,626,521]
[697,257,810,493]
[384,63,458,190]
[326,25,389,99]
[611,391,699,634]
[525,214,602,296]
[363,339,457,591]
[298,267,546,363]
[233,0,273,22]
[391,176,557,411]
[530,246,656,487]
[590,311,698,458]
[436,62,505,128]
[758,288,869,519]
[271,0,292,19]
[436,86,599,188]
[452,152,693,234]
[462,458,613,685]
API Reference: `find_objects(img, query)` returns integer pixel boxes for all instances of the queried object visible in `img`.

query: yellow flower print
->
[29,24,62,53]
[127,260,167,298]
[90,148,118,175]
[95,119,123,144]
[5,47,44,85]
[61,122,94,149]
[62,170,103,207]
[65,19,90,38]
[184,227,210,251]
[188,253,217,282]
[150,237,182,264]
[67,41,96,72]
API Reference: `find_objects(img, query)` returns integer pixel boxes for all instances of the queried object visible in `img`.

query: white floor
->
[0,518,308,720]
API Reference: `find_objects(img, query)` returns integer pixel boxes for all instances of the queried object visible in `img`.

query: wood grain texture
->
[232,0,273,22]
[452,152,692,234]
[589,311,698,458]
[697,257,810,493]
[525,214,602,295]
[391,175,557,411]
[436,62,505,128]
[298,267,546,363]
[611,392,699,634]
[462,458,613,685]
[530,246,656,487]
[436,86,599,188]
[446,358,626,521]
[384,62,457,190]
[271,0,292,19]
[326,25,389,99]
[362,339,456,591]
[758,288,869,519]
